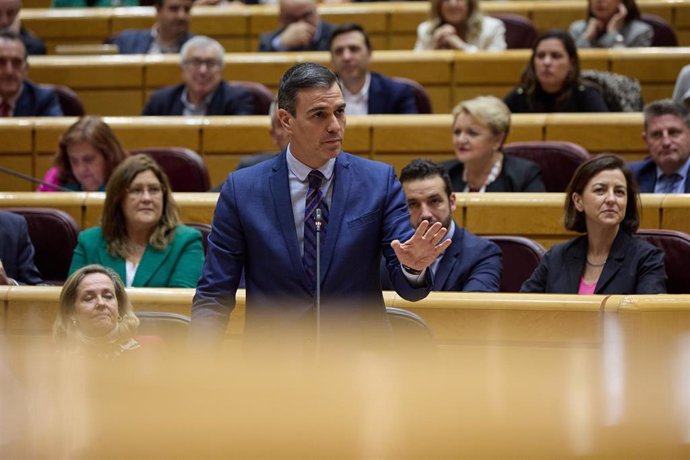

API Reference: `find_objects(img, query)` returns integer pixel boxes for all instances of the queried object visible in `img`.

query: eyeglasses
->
[127,185,163,198]
[183,58,222,71]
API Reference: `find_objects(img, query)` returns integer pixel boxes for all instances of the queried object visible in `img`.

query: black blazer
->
[442,154,546,192]
[142,81,255,116]
[0,212,43,285]
[520,231,666,294]
[367,72,419,114]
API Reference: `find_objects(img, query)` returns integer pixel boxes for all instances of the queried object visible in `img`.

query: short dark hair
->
[564,154,640,233]
[400,159,453,198]
[643,98,690,131]
[328,22,371,52]
[0,30,27,60]
[277,62,341,116]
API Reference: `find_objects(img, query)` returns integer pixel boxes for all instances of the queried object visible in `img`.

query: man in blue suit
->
[631,99,690,193]
[258,0,335,52]
[381,159,502,292]
[192,63,450,342]
[0,211,43,285]
[142,36,254,116]
[0,31,61,116]
[112,0,193,54]
[329,23,421,115]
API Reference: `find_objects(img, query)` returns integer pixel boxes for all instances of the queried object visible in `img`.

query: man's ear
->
[277,107,292,133]
[641,130,648,146]
[449,191,457,213]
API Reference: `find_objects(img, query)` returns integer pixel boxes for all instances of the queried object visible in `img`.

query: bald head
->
[279,0,319,28]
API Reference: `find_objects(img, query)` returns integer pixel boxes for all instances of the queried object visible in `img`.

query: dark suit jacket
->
[367,72,419,114]
[113,29,193,54]
[442,154,546,192]
[69,226,204,288]
[192,151,432,338]
[380,224,501,292]
[0,212,43,285]
[20,27,46,55]
[520,231,666,294]
[629,158,690,193]
[258,21,336,52]
[142,82,255,116]
[14,81,63,116]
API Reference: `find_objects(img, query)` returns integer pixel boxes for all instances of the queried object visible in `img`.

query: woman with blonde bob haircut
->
[521,154,666,294]
[441,95,545,192]
[414,0,506,51]
[39,116,128,192]
[53,264,140,356]
[69,154,204,287]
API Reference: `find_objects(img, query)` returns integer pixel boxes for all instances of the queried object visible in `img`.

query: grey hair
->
[277,62,341,116]
[643,98,690,131]
[180,35,225,67]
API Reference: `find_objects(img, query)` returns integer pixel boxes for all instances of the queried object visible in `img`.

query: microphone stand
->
[0,166,71,192]
[314,208,322,357]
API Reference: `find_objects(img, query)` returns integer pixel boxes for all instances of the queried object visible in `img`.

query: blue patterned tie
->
[303,170,329,290]
[658,173,682,193]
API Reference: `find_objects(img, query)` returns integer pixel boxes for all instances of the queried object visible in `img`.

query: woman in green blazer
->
[69,154,204,288]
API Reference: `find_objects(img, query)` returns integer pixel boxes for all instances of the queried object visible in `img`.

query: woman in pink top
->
[521,154,666,294]
[39,116,128,192]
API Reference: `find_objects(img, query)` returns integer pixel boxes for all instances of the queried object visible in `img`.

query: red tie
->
[0,101,10,117]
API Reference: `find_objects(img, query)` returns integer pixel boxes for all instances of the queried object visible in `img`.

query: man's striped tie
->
[303,170,328,291]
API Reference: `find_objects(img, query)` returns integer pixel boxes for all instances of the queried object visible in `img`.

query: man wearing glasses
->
[0,31,62,116]
[142,36,254,116]
[259,0,336,52]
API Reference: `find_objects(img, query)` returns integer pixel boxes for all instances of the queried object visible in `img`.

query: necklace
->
[586,259,606,267]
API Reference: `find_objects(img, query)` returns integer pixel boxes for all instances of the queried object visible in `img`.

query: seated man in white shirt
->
[329,23,422,115]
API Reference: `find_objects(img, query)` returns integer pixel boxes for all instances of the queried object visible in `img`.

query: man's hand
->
[0,260,11,285]
[391,221,452,271]
[279,21,316,49]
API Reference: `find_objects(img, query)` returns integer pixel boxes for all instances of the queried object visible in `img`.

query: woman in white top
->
[414,0,506,51]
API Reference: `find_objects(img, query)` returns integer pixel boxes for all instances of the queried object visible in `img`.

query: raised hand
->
[391,220,452,272]
[279,21,317,49]
[607,3,628,34]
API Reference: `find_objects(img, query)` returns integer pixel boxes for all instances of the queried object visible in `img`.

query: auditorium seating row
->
[23,48,689,114]
[0,113,656,189]
[18,1,690,53]
[3,192,690,247]
[2,286,689,344]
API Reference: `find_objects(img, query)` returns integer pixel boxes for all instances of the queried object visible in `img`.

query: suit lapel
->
[565,237,587,292]
[269,153,307,283]
[595,231,627,294]
[319,154,351,283]
[133,244,170,287]
[367,73,383,114]
[433,228,463,289]
[637,162,656,193]
[206,82,225,115]
[99,244,127,286]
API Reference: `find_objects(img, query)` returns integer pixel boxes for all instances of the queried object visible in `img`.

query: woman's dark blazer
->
[520,230,667,294]
[442,155,546,192]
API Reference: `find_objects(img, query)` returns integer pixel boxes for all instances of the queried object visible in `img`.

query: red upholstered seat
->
[132,147,211,192]
[486,235,546,293]
[635,229,690,294]
[491,14,538,49]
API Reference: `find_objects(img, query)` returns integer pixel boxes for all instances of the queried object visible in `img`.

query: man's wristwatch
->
[402,264,423,276]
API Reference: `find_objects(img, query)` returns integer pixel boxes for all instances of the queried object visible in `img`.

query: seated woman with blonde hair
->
[53,264,140,357]
[414,0,506,51]
[442,95,545,192]
[40,116,128,192]
[521,154,666,294]
[69,154,204,287]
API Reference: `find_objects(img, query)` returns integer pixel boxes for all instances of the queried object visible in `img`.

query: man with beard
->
[113,0,193,54]
[142,36,254,116]
[380,159,501,292]
[329,23,420,115]
[631,99,690,193]
[0,31,61,116]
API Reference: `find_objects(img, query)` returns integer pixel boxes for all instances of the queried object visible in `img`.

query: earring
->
[117,316,123,322]
[71,318,79,327]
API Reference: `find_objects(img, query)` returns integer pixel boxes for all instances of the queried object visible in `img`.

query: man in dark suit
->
[0,211,43,285]
[381,159,501,292]
[258,0,336,52]
[0,31,61,116]
[329,23,420,115]
[630,99,690,193]
[192,63,450,342]
[113,0,193,54]
[0,0,45,55]
[143,36,254,116]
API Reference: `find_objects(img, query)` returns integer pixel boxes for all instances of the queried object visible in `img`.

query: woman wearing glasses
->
[69,154,204,287]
